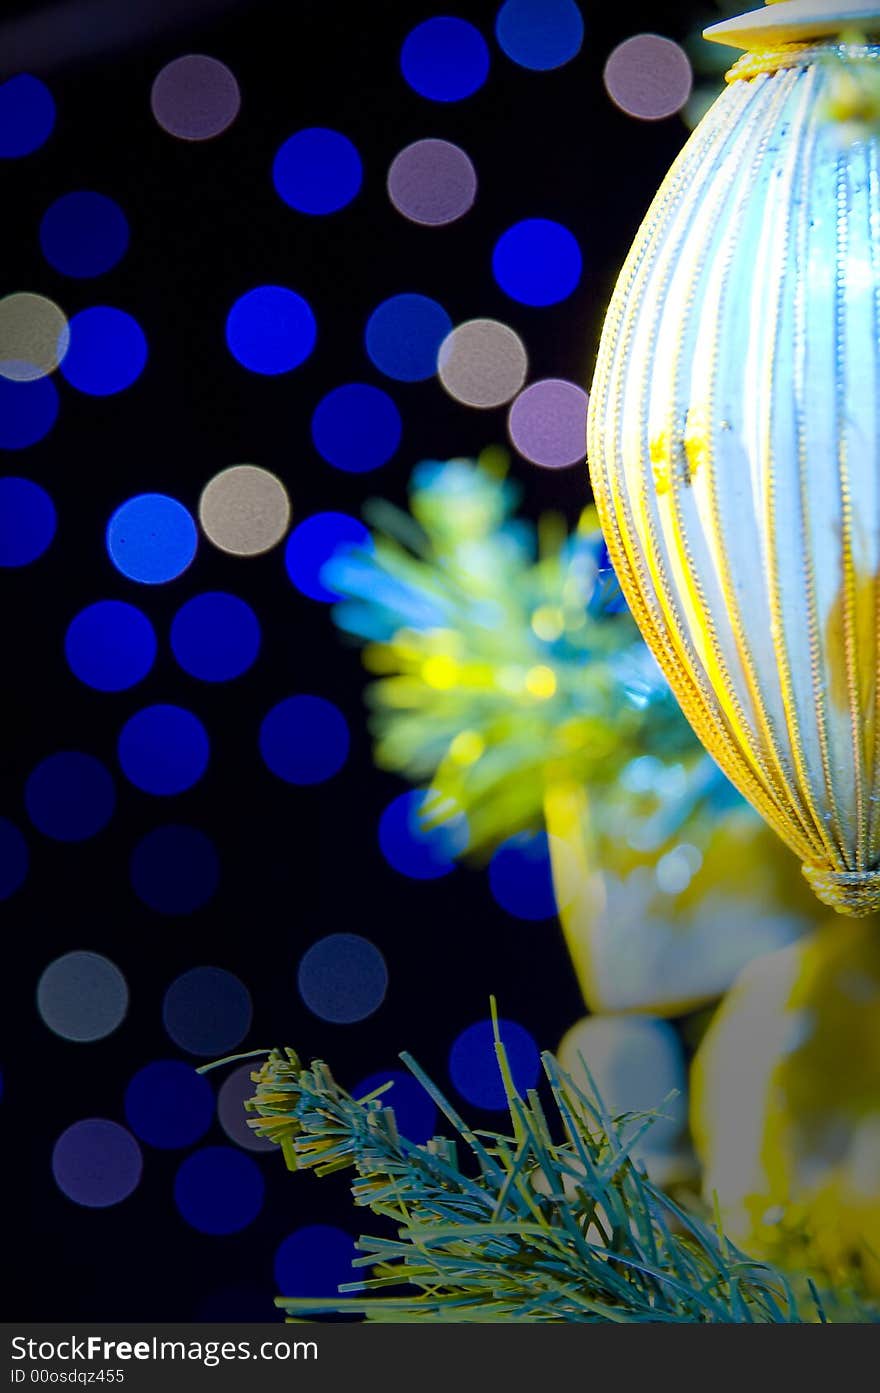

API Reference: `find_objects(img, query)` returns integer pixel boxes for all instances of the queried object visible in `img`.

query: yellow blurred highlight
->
[422,655,459,690]
[450,731,485,766]
[525,665,558,700]
[532,607,565,642]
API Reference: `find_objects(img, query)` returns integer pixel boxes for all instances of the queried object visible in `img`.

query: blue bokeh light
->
[39,192,130,278]
[0,818,28,901]
[52,1119,142,1208]
[311,383,401,473]
[174,1147,265,1234]
[354,1070,438,1144]
[124,1060,214,1149]
[274,1226,358,1298]
[449,1018,540,1110]
[171,592,261,682]
[365,293,452,382]
[401,18,490,102]
[284,511,372,603]
[298,933,388,1024]
[492,218,582,306]
[259,694,349,785]
[0,478,56,566]
[273,127,363,214]
[163,966,252,1056]
[495,0,584,71]
[118,704,210,795]
[106,493,197,585]
[488,830,558,921]
[379,790,467,880]
[226,286,316,375]
[65,600,157,692]
[25,752,115,843]
[60,306,147,395]
[130,825,219,915]
[0,376,59,449]
[0,75,55,158]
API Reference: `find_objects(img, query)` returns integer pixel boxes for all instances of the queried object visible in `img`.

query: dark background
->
[3,0,709,1320]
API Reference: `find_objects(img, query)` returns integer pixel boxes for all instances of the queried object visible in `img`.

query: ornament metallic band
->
[802,864,880,915]
[726,40,880,81]
[706,1,880,52]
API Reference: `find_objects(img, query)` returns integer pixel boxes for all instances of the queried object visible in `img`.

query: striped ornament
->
[588,3,880,914]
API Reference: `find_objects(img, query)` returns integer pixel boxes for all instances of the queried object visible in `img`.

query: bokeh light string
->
[387,139,477,226]
[0,477,56,565]
[199,465,290,555]
[40,192,129,278]
[495,0,584,72]
[151,55,241,141]
[0,293,69,381]
[400,17,490,103]
[603,34,694,121]
[273,127,362,214]
[0,74,55,158]
[37,951,129,1042]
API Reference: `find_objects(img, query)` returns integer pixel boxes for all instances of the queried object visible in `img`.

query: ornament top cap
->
[705,0,880,49]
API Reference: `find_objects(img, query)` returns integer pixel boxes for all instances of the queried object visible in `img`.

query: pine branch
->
[229,1018,838,1324]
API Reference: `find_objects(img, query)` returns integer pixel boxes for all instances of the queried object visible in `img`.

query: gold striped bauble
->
[588,3,880,914]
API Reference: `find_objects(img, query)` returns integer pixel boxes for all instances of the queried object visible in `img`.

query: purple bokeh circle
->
[508,378,589,469]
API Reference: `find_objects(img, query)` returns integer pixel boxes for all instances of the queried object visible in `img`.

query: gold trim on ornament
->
[726,40,880,81]
[802,863,880,915]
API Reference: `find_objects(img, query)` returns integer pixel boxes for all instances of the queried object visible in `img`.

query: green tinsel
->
[205,1011,876,1324]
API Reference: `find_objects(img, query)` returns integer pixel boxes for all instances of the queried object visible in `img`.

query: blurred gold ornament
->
[589,0,880,915]
[692,916,880,1290]
[546,781,816,1016]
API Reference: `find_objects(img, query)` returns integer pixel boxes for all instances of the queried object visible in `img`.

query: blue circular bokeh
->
[284,511,372,603]
[401,18,490,102]
[378,790,468,880]
[495,0,584,71]
[259,695,349,785]
[174,1147,265,1234]
[124,1060,214,1149]
[298,933,388,1024]
[25,752,115,843]
[0,818,28,900]
[65,600,157,692]
[118,705,210,795]
[274,1226,358,1298]
[273,127,363,214]
[162,966,252,1056]
[311,383,401,473]
[106,493,197,584]
[130,825,219,915]
[0,478,56,566]
[171,592,261,682]
[492,218,582,306]
[60,307,147,395]
[0,376,59,449]
[488,830,558,921]
[226,286,317,375]
[365,293,452,382]
[39,192,130,278]
[0,75,55,158]
[52,1119,142,1208]
[353,1070,438,1144]
[449,1018,541,1110]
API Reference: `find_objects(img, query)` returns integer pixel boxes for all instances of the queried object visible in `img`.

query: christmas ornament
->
[588,1,880,914]
[692,917,880,1291]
